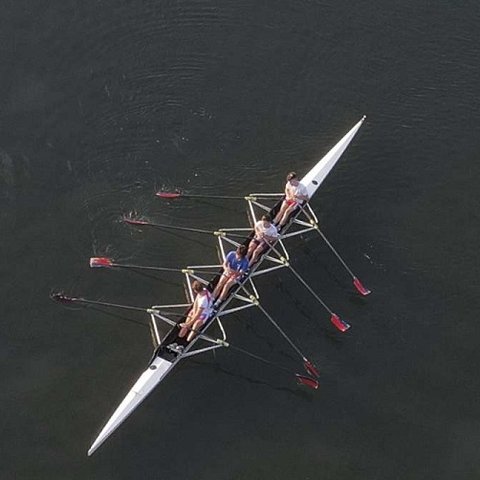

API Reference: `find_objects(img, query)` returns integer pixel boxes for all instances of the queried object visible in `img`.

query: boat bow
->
[301,116,366,198]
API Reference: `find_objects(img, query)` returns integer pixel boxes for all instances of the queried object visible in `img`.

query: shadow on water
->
[115,267,187,288]
[186,356,315,401]
[126,222,216,251]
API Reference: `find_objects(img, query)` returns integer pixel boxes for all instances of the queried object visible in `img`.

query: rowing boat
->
[54,116,368,455]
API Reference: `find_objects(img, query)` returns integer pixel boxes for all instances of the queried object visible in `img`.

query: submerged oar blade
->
[330,314,351,332]
[296,374,319,390]
[304,360,320,378]
[90,257,114,268]
[156,192,181,199]
[50,292,76,304]
[353,277,371,296]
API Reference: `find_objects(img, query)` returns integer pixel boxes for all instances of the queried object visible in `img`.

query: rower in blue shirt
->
[212,245,249,308]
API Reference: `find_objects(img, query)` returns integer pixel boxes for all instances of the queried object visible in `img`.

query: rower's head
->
[287,171,299,185]
[191,280,205,295]
[261,214,272,227]
[236,245,247,259]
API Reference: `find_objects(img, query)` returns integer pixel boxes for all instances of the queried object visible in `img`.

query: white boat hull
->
[300,116,366,197]
[88,356,176,456]
[87,116,366,455]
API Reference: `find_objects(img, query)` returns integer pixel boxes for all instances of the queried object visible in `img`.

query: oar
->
[226,343,318,389]
[298,206,371,296]
[287,265,351,333]
[156,191,248,200]
[264,242,351,333]
[50,292,187,318]
[89,257,218,275]
[255,302,320,379]
[195,331,318,389]
[316,228,371,296]
[123,216,247,239]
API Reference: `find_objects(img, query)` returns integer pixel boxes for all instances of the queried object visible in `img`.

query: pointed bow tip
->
[87,442,101,457]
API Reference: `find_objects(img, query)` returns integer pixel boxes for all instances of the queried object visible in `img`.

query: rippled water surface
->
[1,1,479,479]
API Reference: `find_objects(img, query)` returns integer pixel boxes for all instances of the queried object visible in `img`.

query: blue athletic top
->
[226,251,249,273]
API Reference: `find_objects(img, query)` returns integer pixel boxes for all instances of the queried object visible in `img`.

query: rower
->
[247,214,278,267]
[212,245,249,308]
[178,280,213,343]
[273,172,309,228]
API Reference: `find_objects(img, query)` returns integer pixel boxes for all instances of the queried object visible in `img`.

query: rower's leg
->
[219,277,236,301]
[187,319,203,342]
[249,244,266,267]
[274,201,288,224]
[246,240,258,260]
[178,323,189,338]
[279,205,295,227]
[178,313,193,337]
[212,274,227,299]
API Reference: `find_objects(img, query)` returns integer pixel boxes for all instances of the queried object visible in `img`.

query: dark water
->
[1,1,480,478]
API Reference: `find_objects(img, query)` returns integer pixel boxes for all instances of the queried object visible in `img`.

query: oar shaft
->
[228,344,294,375]
[190,333,318,388]
[125,218,247,239]
[117,263,182,272]
[265,242,334,316]
[316,229,355,278]
[176,194,246,200]
[70,297,152,313]
[298,205,355,278]
[54,295,187,318]
[134,220,214,235]
[256,303,307,362]
[111,263,217,275]
[287,265,333,315]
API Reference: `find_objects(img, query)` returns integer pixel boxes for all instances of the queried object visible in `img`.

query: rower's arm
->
[186,303,203,323]
[222,258,229,271]
[263,234,278,243]
[295,193,309,201]
[295,186,309,201]
[191,307,204,323]
[285,184,293,200]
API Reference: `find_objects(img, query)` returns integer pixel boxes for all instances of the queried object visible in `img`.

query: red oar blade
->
[330,313,351,332]
[296,374,319,390]
[156,192,181,199]
[304,360,320,378]
[90,257,114,268]
[123,216,149,226]
[353,277,371,296]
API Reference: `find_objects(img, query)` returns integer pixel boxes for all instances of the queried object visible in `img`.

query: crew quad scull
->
[53,116,369,456]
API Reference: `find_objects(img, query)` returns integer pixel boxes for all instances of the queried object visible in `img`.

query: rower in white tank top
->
[274,171,310,228]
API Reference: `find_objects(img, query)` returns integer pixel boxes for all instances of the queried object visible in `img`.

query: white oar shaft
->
[316,228,355,278]
[264,243,335,316]
[256,303,307,362]
[286,265,334,315]
[298,205,356,279]
[113,263,216,275]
